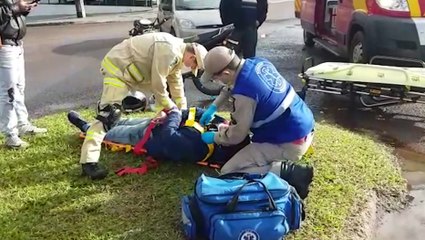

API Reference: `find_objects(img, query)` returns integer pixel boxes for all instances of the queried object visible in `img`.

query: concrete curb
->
[27,0,295,27]
[355,191,378,240]
[343,189,409,240]
[27,16,295,27]
[27,10,155,27]
[28,18,135,27]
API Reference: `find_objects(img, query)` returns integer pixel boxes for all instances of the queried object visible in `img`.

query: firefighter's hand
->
[200,104,217,126]
[201,132,215,144]
[163,105,179,115]
[155,111,167,119]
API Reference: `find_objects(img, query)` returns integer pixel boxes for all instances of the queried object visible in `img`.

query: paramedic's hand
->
[201,132,215,144]
[200,104,217,126]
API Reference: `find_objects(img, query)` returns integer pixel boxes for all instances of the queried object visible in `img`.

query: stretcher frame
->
[298,56,425,108]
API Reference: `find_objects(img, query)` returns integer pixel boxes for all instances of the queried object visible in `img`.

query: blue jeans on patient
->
[104,118,151,146]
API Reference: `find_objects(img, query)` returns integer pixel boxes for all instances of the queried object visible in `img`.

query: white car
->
[157,0,224,39]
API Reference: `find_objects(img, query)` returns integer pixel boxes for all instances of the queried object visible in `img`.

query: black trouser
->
[228,26,258,58]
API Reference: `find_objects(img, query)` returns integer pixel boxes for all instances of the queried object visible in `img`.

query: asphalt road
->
[23,19,425,238]
[24,22,131,115]
[25,19,425,178]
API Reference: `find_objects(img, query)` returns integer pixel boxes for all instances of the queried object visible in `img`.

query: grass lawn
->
[0,109,407,240]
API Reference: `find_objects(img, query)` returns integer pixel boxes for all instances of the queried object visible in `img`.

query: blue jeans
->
[0,45,30,137]
[104,118,151,146]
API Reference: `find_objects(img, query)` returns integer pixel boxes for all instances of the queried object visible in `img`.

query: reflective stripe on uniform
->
[252,87,296,128]
[174,97,183,105]
[127,63,144,82]
[175,97,183,109]
[174,97,188,109]
[160,98,173,110]
[153,100,174,112]
[85,130,102,141]
[102,57,120,76]
[154,104,164,112]
[104,77,126,88]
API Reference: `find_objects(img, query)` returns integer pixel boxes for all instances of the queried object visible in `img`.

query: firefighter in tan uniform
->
[80,32,208,180]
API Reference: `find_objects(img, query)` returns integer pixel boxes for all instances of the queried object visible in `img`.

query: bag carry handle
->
[226,179,278,212]
[218,172,266,180]
[217,172,249,180]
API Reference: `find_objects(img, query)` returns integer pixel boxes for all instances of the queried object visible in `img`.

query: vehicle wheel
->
[349,31,368,63]
[189,71,223,96]
[303,30,315,47]
[193,78,223,96]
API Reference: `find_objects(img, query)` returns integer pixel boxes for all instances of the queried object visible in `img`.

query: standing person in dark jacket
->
[0,0,47,149]
[220,0,268,58]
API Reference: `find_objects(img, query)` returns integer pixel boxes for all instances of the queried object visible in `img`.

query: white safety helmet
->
[122,91,148,113]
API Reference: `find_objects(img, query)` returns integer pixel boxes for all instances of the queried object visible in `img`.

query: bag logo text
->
[255,61,286,93]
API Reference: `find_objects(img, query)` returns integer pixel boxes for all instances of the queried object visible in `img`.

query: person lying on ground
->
[68,107,248,176]
[68,107,314,199]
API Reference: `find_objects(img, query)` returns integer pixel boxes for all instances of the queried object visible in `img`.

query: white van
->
[157,0,224,38]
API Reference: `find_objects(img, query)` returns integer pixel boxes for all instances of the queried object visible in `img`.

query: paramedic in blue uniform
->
[199,46,315,177]
[219,0,268,58]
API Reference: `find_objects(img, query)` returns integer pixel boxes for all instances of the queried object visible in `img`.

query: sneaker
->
[67,111,90,132]
[81,163,108,180]
[5,135,29,149]
[18,124,47,136]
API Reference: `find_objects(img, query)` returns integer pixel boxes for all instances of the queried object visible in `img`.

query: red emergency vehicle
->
[295,0,425,63]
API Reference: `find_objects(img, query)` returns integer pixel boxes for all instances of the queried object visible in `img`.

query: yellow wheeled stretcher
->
[298,56,425,107]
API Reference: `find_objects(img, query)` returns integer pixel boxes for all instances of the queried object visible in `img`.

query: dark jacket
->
[144,107,249,164]
[219,0,268,29]
[0,0,28,46]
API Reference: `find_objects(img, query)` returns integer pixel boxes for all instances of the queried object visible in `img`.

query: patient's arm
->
[158,108,183,139]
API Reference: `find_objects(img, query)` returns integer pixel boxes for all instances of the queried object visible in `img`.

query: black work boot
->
[280,161,314,199]
[68,111,90,132]
[81,163,108,180]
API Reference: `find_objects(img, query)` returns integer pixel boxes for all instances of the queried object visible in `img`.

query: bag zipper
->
[196,190,290,205]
